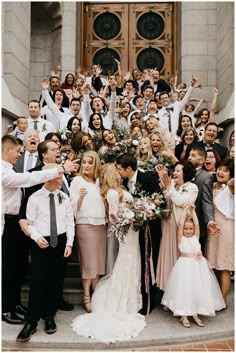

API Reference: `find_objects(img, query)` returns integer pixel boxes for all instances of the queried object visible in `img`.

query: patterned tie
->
[49,193,58,248]
[26,153,33,171]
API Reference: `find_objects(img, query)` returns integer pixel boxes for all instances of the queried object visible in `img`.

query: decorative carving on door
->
[81,3,176,78]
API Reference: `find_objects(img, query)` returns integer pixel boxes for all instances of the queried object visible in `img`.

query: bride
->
[71,163,145,343]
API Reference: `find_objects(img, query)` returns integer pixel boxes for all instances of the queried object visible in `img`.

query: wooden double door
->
[81,2,176,79]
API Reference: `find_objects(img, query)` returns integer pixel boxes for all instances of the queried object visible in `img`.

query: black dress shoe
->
[16,322,37,342]
[58,299,74,311]
[138,307,153,315]
[45,317,57,334]
[2,312,25,325]
[15,304,28,316]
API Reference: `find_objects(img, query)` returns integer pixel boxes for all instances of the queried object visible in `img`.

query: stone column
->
[178,2,217,108]
[2,2,31,116]
[60,2,77,78]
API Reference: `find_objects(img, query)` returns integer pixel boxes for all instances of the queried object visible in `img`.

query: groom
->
[116,153,162,315]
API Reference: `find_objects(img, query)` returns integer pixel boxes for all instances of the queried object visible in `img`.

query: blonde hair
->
[99,163,124,216]
[136,136,153,162]
[149,131,166,151]
[79,151,101,180]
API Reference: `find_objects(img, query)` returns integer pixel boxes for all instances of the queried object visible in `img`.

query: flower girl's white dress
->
[71,189,145,343]
[161,235,226,316]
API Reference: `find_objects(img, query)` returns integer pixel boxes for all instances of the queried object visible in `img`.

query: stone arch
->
[29,2,62,100]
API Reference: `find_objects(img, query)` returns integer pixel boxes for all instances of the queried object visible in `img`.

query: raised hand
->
[191,75,198,87]
[123,71,131,81]
[41,77,49,90]
[64,159,80,173]
[213,87,219,96]
[56,64,63,72]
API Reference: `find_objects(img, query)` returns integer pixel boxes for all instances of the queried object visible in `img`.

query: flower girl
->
[161,204,226,328]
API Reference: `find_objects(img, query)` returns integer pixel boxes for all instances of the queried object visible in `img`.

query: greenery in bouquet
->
[108,192,170,242]
[57,128,72,145]
[140,155,175,177]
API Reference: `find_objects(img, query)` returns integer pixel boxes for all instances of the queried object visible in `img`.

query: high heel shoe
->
[180,316,191,328]
[192,315,204,327]
[83,295,91,313]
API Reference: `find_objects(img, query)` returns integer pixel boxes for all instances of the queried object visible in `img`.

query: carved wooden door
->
[82,2,176,78]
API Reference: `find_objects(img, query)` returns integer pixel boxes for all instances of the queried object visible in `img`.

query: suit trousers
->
[139,219,162,311]
[2,215,29,312]
[26,233,66,324]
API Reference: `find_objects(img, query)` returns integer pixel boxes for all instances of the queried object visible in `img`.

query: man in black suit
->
[188,146,220,253]
[19,140,79,312]
[195,122,228,160]
[116,153,162,315]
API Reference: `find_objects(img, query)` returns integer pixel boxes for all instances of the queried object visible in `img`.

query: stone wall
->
[2,2,31,116]
[60,2,77,80]
[179,2,217,109]
[216,2,234,113]
[29,2,62,101]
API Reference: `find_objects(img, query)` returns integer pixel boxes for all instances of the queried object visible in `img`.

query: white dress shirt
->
[41,89,70,130]
[23,151,39,172]
[27,187,75,246]
[2,161,59,215]
[27,117,55,141]
[158,86,193,135]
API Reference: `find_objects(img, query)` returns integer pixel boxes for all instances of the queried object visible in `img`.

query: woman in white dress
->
[71,163,145,343]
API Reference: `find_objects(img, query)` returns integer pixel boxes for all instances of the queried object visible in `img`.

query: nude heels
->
[192,315,204,327]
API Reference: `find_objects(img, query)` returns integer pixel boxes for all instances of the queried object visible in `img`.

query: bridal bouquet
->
[108,193,167,242]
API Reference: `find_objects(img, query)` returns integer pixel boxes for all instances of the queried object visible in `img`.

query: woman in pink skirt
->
[70,151,106,313]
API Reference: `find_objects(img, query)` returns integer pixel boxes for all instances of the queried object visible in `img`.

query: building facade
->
[2,2,234,144]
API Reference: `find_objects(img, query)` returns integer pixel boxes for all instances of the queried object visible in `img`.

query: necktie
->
[168,111,172,132]
[33,121,38,130]
[49,193,58,248]
[61,182,69,196]
[26,153,33,171]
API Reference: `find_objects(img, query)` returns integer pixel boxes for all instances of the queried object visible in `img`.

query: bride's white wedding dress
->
[71,189,146,343]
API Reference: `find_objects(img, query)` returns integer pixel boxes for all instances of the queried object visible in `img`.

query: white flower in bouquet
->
[132,139,139,146]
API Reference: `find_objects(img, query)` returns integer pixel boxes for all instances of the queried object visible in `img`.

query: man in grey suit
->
[188,146,220,253]
[14,129,41,172]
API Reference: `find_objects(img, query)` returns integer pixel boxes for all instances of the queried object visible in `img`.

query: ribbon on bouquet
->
[144,222,156,315]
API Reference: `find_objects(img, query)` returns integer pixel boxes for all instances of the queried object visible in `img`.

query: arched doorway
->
[80,2,176,78]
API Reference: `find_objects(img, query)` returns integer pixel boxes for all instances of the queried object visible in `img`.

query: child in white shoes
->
[161,204,226,328]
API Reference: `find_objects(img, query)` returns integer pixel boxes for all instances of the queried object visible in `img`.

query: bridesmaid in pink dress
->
[156,161,198,293]
[206,158,234,306]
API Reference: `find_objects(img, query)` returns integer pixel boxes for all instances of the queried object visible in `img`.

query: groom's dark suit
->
[124,170,162,314]
[193,168,214,253]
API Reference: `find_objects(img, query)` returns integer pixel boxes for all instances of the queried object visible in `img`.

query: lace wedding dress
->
[71,189,146,343]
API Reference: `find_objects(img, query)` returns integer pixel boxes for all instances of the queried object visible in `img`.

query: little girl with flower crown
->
[161,204,226,328]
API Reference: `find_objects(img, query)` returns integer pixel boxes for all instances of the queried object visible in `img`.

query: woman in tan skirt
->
[70,151,106,313]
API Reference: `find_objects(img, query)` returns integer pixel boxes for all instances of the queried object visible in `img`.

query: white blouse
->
[70,176,106,225]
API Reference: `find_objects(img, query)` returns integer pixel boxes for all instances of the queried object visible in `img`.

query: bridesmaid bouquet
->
[109,193,167,242]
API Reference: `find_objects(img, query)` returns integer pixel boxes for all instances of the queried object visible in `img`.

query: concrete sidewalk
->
[2,283,234,351]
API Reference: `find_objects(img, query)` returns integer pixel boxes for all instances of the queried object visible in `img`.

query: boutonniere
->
[57,192,65,204]
[42,123,47,132]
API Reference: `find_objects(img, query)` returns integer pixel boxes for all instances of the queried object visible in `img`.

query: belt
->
[4,214,18,220]
[44,233,66,239]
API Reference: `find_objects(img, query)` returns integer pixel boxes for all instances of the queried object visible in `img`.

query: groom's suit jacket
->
[193,168,214,253]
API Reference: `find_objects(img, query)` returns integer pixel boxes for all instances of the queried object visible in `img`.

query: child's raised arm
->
[190,206,200,238]
[177,207,188,242]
